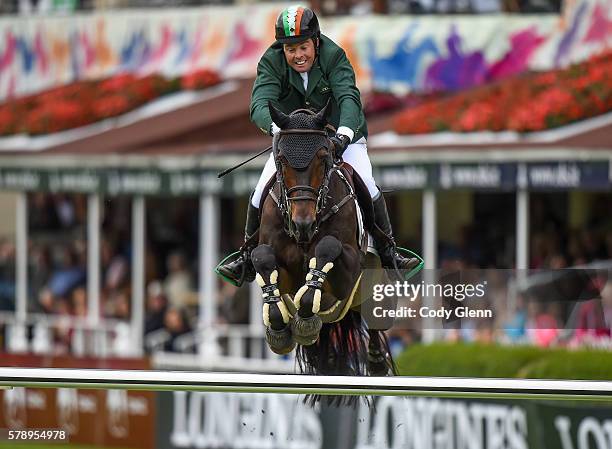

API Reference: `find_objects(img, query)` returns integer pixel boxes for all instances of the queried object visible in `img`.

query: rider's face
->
[283,39,316,73]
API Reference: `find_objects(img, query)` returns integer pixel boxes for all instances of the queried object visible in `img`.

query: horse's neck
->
[329,165,354,199]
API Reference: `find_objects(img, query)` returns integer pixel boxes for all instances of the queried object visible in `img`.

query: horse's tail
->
[296,311,396,407]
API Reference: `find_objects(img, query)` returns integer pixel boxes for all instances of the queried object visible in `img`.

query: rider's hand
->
[269,122,281,136]
[330,133,350,160]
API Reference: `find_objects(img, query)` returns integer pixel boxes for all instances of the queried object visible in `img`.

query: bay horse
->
[251,101,397,380]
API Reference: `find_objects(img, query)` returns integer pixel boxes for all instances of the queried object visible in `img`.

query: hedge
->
[395,343,612,380]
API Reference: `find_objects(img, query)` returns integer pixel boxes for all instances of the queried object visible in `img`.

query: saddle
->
[339,162,378,253]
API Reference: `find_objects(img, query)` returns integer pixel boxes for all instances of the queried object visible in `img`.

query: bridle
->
[270,127,355,245]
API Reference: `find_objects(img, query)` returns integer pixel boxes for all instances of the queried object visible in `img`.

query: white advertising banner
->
[0,0,610,101]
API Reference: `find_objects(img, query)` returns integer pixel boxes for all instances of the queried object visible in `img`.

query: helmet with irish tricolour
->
[275,5,320,44]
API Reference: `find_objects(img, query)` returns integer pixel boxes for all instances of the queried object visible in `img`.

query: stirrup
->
[379,247,424,282]
[396,247,424,281]
[215,251,255,287]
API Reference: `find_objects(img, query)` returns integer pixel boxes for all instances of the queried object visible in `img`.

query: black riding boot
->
[217,198,259,286]
[372,190,419,271]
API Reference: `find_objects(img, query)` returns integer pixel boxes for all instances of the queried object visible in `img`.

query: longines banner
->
[0,354,155,449]
[155,391,612,449]
[1,363,611,449]
[0,161,609,195]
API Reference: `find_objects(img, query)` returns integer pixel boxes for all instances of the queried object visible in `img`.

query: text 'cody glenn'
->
[370,280,493,320]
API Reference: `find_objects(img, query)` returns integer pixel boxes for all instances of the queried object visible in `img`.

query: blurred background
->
[0,0,610,448]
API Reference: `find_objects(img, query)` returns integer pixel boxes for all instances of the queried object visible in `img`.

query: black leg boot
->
[217,197,260,286]
[372,190,419,271]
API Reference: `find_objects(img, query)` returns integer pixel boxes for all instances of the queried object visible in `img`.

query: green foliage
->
[522,349,612,380]
[396,343,612,380]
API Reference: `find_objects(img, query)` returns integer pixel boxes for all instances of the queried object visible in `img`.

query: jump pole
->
[1,368,612,401]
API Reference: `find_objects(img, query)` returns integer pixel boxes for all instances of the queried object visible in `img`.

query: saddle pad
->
[354,198,376,256]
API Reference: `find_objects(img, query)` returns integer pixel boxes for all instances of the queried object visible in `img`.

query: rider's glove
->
[330,133,350,160]
[269,122,281,136]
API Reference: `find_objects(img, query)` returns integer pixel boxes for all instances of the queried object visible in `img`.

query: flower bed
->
[391,50,612,135]
[0,69,221,136]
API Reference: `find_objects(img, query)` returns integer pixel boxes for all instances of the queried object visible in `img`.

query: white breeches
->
[251,140,378,208]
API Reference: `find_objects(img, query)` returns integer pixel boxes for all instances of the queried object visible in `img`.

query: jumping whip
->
[217,145,272,178]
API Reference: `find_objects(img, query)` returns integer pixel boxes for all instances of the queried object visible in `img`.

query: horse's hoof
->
[368,349,392,376]
[291,314,322,346]
[294,333,319,346]
[368,361,391,377]
[265,326,295,355]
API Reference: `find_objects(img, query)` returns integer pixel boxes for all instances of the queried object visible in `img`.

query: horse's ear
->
[268,101,290,129]
[313,99,331,128]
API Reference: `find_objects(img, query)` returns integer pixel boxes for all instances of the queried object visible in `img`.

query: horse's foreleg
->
[251,244,295,354]
[292,236,343,345]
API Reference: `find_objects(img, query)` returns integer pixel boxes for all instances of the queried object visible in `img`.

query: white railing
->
[1,367,612,401]
[147,324,295,373]
[0,313,293,372]
[0,312,130,357]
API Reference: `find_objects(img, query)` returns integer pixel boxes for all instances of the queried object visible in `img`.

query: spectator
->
[37,287,55,314]
[53,297,73,354]
[0,240,16,311]
[569,279,612,345]
[28,244,53,310]
[162,306,192,352]
[29,193,60,231]
[113,289,131,320]
[47,246,85,299]
[101,237,129,293]
[503,295,527,343]
[163,251,196,310]
[52,194,76,229]
[526,301,561,347]
[103,288,131,319]
[71,286,87,317]
[145,281,168,334]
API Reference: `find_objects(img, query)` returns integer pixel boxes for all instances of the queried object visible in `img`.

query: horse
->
[250,101,399,382]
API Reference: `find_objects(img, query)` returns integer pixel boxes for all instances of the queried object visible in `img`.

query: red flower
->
[181,69,221,90]
[0,106,17,135]
[25,101,87,134]
[393,48,612,135]
[0,68,226,135]
[92,95,131,120]
[455,101,495,132]
[99,73,137,94]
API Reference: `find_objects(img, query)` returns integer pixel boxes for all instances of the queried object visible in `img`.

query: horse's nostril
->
[294,218,314,239]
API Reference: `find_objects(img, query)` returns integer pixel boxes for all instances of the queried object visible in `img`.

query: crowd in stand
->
[382,192,612,356]
[0,191,610,357]
[0,194,202,353]
[0,0,561,15]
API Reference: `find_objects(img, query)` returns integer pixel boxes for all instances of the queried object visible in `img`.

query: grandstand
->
[0,0,610,448]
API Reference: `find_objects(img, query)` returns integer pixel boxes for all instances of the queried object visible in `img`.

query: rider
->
[218,5,417,286]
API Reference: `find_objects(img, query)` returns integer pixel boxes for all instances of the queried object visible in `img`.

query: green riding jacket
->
[250,34,368,142]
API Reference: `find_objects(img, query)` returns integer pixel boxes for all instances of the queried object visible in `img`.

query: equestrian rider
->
[218,5,417,286]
